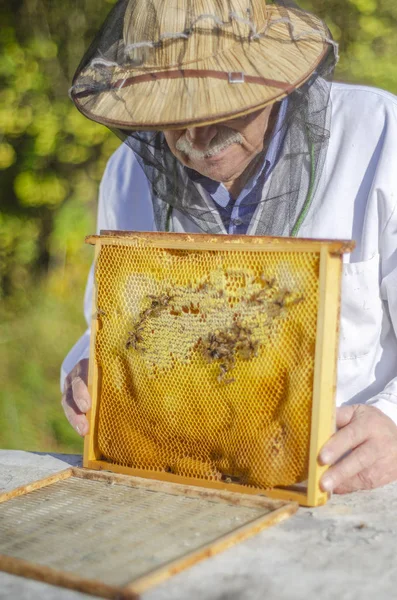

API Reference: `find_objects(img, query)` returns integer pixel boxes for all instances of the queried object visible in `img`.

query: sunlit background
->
[1,0,396,454]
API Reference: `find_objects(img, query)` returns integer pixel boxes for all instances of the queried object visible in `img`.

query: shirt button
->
[232,218,243,226]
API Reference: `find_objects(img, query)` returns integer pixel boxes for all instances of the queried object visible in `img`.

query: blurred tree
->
[0,0,119,300]
[303,0,397,92]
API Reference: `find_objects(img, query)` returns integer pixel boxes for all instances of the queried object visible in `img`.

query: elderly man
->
[63,0,397,494]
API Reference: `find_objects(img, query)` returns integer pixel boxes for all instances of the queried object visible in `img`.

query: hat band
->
[73,69,294,99]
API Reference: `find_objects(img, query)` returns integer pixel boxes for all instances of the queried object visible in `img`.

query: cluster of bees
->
[202,321,260,384]
[126,292,175,351]
[125,273,304,387]
[248,275,304,317]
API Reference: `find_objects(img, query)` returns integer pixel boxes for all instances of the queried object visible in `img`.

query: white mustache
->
[176,128,244,160]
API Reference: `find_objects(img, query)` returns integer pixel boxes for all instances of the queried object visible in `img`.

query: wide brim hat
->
[70,0,335,131]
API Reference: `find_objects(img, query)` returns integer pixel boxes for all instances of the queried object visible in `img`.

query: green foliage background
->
[0,0,396,453]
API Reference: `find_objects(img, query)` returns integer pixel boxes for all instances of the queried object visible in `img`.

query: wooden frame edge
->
[84,460,311,505]
[0,469,73,504]
[84,241,103,467]
[82,235,349,507]
[85,231,355,256]
[0,554,138,600]
[72,467,298,511]
[124,503,297,596]
[307,247,342,506]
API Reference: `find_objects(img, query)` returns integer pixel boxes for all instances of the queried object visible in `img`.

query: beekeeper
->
[62,0,397,494]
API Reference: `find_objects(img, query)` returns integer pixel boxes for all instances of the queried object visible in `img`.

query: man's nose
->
[186,125,218,147]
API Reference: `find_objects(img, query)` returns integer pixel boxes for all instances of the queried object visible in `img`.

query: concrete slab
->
[0,450,396,600]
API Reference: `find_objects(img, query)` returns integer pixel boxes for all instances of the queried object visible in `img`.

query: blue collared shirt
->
[186,99,288,234]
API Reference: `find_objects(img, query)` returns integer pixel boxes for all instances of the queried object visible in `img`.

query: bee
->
[139,307,152,319]
[231,321,251,342]
[202,320,260,384]
[126,320,146,351]
[273,289,304,310]
[263,289,294,319]
[259,274,277,289]
[273,289,292,308]
[229,322,259,360]
[237,338,259,360]
[232,321,252,337]
[147,292,175,309]
[203,333,227,361]
[221,474,241,484]
[267,303,282,319]
[217,363,235,385]
[251,273,276,288]
[202,331,236,382]
[248,288,269,306]
[142,292,176,319]
[96,308,107,318]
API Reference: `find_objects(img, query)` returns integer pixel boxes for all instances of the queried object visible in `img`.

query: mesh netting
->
[0,477,273,585]
[70,0,337,237]
[122,67,334,236]
[93,238,320,489]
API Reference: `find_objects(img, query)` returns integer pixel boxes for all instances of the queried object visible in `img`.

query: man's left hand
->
[319,404,397,494]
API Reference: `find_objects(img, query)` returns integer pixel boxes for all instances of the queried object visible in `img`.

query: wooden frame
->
[84,231,353,507]
[0,467,297,599]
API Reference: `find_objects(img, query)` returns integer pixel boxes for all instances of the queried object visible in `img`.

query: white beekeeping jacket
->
[61,82,397,425]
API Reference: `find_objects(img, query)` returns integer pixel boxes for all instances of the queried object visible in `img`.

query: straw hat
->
[71,0,334,130]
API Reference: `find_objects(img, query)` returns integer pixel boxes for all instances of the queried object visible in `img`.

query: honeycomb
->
[94,242,320,489]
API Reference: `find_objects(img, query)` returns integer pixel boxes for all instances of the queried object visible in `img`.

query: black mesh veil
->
[70,0,338,236]
[119,57,334,236]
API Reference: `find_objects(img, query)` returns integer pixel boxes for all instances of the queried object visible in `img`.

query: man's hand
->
[61,359,91,437]
[319,404,397,494]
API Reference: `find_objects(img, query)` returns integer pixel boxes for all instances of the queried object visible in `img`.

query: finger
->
[335,405,356,429]
[71,377,91,413]
[334,454,397,494]
[319,406,369,466]
[74,358,89,383]
[61,388,89,437]
[333,476,367,495]
[64,358,89,391]
[334,466,380,494]
[320,439,378,492]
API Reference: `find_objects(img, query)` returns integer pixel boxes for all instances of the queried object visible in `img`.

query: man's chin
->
[188,150,241,179]
[192,164,235,184]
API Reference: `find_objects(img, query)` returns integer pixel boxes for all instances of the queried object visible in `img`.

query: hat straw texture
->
[71,0,334,130]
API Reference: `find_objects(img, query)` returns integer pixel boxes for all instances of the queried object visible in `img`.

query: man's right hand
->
[61,359,91,436]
